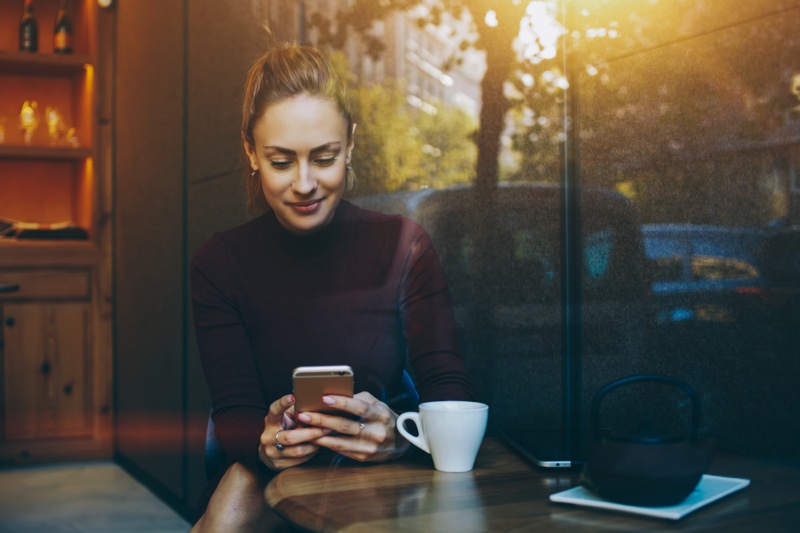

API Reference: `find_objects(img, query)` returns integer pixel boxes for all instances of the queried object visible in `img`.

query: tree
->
[308,0,531,191]
[349,83,477,194]
[329,52,477,195]
[570,0,800,225]
[501,0,800,225]
[413,104,478,189]
[312,0,800,223]
[348,80,426,195]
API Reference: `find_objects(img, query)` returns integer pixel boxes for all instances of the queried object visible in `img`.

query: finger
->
[312,434,377,462]
[262,427,325,465]
[261,395,296,438]
[260,425,329,451]
[297,411,366,436]
[260,395,294,444]
[273,440,321,459]
[264,444,321,470]
[315,394,369,419]
[280,426,332,446]
[268,394,295,421]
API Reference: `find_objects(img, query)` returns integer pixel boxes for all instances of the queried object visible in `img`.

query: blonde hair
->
[242,43,354,213]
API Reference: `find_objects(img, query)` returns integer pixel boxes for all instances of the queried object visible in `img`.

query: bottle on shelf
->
[53,0,74,54]
[18,0,39,53]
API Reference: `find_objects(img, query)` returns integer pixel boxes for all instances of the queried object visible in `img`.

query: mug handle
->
[396,412,430,454]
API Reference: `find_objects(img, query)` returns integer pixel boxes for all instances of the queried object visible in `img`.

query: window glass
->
[339,0,799,458]
[577,0,800,455]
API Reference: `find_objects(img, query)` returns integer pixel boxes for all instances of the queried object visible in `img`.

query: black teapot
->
[582,375,715,507]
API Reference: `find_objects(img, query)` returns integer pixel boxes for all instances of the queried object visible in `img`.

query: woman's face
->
[245,94,355,235]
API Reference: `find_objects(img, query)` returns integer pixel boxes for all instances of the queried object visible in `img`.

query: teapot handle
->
[591,374,701,442]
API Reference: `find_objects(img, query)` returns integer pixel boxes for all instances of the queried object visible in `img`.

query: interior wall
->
[115,0,280,516]
[184,0,273,509]
[114,0,186,505]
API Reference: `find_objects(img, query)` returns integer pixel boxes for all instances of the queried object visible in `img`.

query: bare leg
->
[190,462,289,533]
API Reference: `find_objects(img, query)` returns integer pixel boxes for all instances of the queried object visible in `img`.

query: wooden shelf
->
[0,50,92,76]
[0,144,93,160]
[0,0,112,468]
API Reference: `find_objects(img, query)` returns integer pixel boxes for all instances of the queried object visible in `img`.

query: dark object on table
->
[0,217,88,240]
[582,375,715,507]
[15,226,88,240]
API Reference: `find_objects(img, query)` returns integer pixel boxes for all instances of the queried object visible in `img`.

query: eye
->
[271,160,292,170]
[315,157,337,167]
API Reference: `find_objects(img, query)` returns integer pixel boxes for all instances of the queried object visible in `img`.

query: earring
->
[251,169,258,177]
[346,164,356,190]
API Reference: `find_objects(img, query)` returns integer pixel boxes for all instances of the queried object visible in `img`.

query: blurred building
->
[268,0,485,121]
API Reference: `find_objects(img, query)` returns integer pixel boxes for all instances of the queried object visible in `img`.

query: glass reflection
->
[396,471,486,533]
[576,0,800,456]
[343,0,799,460]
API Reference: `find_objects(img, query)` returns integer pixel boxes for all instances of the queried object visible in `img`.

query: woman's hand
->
[297,391,410,463]
[258,394,330,471]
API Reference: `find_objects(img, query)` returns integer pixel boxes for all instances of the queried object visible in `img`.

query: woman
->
[190,43,474,531]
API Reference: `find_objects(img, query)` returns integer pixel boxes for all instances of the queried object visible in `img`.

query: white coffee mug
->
[397,401,489,472]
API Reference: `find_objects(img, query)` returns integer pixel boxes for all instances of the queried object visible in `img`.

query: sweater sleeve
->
[398,222,475,402]
[190,234,268,472]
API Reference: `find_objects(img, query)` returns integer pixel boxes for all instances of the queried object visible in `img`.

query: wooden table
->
[265,438,800,532]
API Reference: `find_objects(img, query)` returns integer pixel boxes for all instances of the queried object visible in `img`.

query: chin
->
[285,214,331,235]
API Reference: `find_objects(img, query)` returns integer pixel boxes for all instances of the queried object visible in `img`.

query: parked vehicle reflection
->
[641,224,799,357]
[644,224,764,335]
[642,223,800,454]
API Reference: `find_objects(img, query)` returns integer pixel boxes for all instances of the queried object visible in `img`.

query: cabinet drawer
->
[0,271,90,300]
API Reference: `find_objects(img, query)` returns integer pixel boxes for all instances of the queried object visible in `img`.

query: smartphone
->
[292,365,354,414]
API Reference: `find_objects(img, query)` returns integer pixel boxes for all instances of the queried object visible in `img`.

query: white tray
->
[549,474,750,520]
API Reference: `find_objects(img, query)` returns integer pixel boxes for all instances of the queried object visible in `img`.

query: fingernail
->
[288,394,295,404]
[298,413,311,423]
[322,396,336,405]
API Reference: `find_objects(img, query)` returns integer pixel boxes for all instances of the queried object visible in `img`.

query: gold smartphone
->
[292,365,354,414]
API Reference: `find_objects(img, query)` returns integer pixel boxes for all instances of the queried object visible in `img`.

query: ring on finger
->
[357,421,365,436]
[275,429,285,451]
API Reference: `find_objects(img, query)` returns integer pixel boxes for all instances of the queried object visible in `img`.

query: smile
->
[288,198,324,214]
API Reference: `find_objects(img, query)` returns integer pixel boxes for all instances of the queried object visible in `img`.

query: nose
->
[292,161,317,195]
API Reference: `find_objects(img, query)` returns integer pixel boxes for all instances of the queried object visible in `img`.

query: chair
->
[205,370,420,480]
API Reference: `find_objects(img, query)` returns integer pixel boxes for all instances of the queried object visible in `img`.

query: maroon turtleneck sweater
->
[190,200,474,476]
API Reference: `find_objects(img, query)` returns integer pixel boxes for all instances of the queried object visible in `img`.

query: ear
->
[243,141,257,170]
[347,123,357,163]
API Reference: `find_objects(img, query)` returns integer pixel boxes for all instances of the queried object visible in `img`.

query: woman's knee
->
[195,462,274,532]
[220,462,263,493]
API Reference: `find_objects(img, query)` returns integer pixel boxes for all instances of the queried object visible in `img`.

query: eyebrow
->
[262,142,342,156]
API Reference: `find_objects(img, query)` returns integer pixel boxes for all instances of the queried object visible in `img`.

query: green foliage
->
[348,81,425,195]
[411,105,477,189]
[327,40,477,196]
[345,78,477,196]
[309,0,530,189]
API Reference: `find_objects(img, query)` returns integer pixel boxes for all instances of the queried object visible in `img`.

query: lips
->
[288,198,324,214]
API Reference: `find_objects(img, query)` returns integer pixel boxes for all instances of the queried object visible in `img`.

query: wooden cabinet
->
[2,300,90,440]
[0,0,113,465]
[0,267,111,465]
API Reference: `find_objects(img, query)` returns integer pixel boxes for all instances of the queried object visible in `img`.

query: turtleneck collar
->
[262,200,357,259]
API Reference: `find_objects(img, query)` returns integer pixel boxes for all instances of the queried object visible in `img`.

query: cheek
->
[320,165,348,189]
[259,171,288,197]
